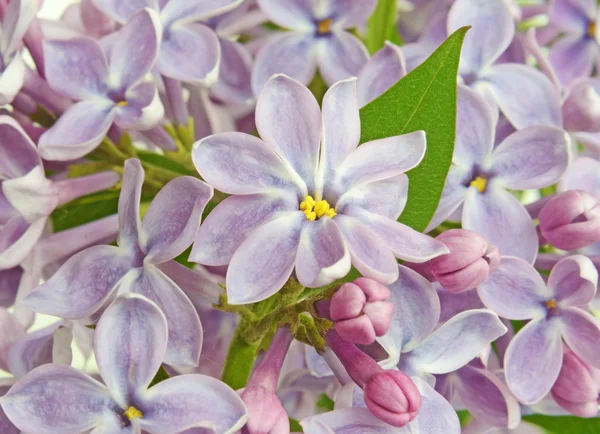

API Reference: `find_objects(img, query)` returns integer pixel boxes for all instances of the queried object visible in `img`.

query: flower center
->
[470,176,488,193]
[588,21,597,38]
[317,18,333,35]
[300,195,336,221]
[116,100,128,107]
[545,298,557,309]
[123,406,143,420]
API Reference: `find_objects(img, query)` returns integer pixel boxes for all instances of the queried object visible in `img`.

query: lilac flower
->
[0,0,38,105]
[251,0,377,94]
[38,9,164,161]
[93,0,243,83]
[1,294,248,434]
[478,255,600,404]
[191,74,448,304]
[356,42,406,107]
[448,0,562,129]
[548,0,600,86]
[24,159,213,366]
[0,116,120,270]
[426,86,571,264]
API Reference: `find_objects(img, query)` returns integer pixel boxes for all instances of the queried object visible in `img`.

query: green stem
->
[221,326,262,390]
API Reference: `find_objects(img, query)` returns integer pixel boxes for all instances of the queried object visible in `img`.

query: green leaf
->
[366,0,399,54]
[316,394,335,412]
[51,190,120,232]
[289,418,303,432]
[523,415,600,434]
[136,150,196,176]
[359,27,469,232]
[148,365,170,388]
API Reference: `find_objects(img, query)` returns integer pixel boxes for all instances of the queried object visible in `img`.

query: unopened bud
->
[364,371,421,427]
[330,278,393,345]
[429,229,500,293]
[539,190,600,250]
[551,350,600,418]
[240,386,290,434]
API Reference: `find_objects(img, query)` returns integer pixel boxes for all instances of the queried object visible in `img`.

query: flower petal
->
[117,82,164,130]
[94,293,167,407]
[560,307,600,369]
[300,408,394,434]
[477,256,549,320]
[558,156,600,196]
[38,100,116,161]
[317,32,369,86]
[481,64,563,129]
[211,38,253,105]
[156,23,220,84]
[255,0,315,31]
[357,42,406,107]
[463,186,538,264]
[549,36,594,86]
[43,37,109,100]
[142,177,213,264]
[251,32,318,95]
[334,214,398,284]
[406,309,506,375]
[489,126,571,190]
[160,0,243,27]
[192,132,304,195]
[121,266,203,367]
[548,255,598,307]
[190,192,297,266]
[256,74,321,192]
[23,245,131,318]
[504,318,563,404]
[1,364,115,434]
[1,0,39,56]
[409,376,461,434]
[295,218,350,288]
[90,0,157,23]
[118,159,144,252]
[0,55,25,106]
[425,164,470,232]
[322,0,377,29]
[226,212,304,304]
[139,374,247,434]
[0,216,45,270]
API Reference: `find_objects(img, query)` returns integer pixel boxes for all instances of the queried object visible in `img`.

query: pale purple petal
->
[334,214,398,284]
[481,64,563,129]
[211,38,253,105]
[38,100,116,161]
[477,256,550,320]
[142,177,213,264]
[410,376,461,434]
[1,0,39,56]
[121,266,202,367]
[161,0,243,26]
[256,74,321,192]
[407,309,506,375]
[425,165,470,232]
[116,82,164,130]
[551,0,593,33]
[357,42,406,107]
[0,217,45,271]
[558,157,600,196]
[0,55,25,106]
[489,126,571,190]
[548,255,598,306]
[190,192,297,266]
[139,374,247,434]
[0,116,42,179]
[118,159,144,252]
[325,0,377,30]
[251,33,318,95]
[91,0,157,23]
[549,37,595,86]
[317,32,369,86]
[2,166,57,223]
[192,132,305,195]
[332,131,426,193]
[560,307,600,369]
[23,245,132,318]
[1,364,115,434]
[463,186,538,264]
[504,318,563,404]
[255,0,315,31]
[0,309,26,371]
[156,23,220,84]
[447,0,515,75]
[295,218,350,287]
[43,38,109,100]
[0,267,21,307]
[226,212,304,304]
[300,408,395,434]
[109,8,161,92]
[94,293,166,407]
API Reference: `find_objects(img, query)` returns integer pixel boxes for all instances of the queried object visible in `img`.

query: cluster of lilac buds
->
[1,0,600,433]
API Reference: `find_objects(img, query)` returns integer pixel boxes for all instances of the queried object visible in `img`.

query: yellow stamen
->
[116,100,128,107]
[123,406,143,420]
[588,21,596,38]
[545,298,557,309]
[317,18,333,34]
[470,176,488,193]
[299,195,336,220]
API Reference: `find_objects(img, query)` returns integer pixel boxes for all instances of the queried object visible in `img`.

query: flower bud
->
[429,229,500,293]
[240,386,290,434]
[551,350,600,418]
[562,78,600,133]
[364,371,421,427]
[330,278,393,345]
[539,190,600,251]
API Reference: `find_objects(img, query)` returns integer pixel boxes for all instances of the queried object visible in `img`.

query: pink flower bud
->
[429,229,500,293]
[551,350,600,418]
[539,190,600,251]
[330,278,393,345]
[240,386,290,434]
[364,371,422,427]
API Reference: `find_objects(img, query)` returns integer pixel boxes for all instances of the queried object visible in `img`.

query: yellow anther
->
[304,210,317,221]
[470,176,488,193]
[314,200,330,218]
[299,196,336,220]
[317,18,333,34]
[324,208,337,219]
[116,100,128,107]
[545,298,557,309]
[123,406,143,420]
[588,21,596,38]
[300,195,316,212]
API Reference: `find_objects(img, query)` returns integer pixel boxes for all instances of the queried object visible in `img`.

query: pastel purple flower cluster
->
[0,0,599,433]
